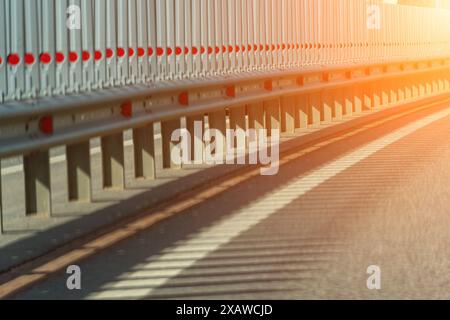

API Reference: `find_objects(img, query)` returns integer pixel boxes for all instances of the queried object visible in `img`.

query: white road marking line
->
[0,135,162,176]
[87,107,450,300]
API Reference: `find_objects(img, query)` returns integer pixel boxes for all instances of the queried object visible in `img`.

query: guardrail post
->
[187,115,204,164]
[410,78,419,99]
[353,86,363,114]
[404,77,413,101]
[389,78,398,105]
[442,69,450,91]
[381,81,390,107]
[133,125,156,179]
[295,95,309,129]
[0,172,3,234]
[24,151,52,216]
[371,81,382,109]
[437,71,444,93]
[321,92,334,124]
[229,106,246,132]
[161,119,182,169]
[418,76,426,97]
[229,106,247,159]
[344,87,354,118]
[67,142,91,202]
[308,93,321,127]
[426,73,433,95]
[247,102,264,131]
[280,97,295,134]
[441,69,447,92]
[397,77,406,102]
[264,99,281,136]
[433,72,440,94]
[437,72,444,93]
[426,72,434,96]
[208,110,227,160]
[331,89,344,121]
[101,133,125,190]
[363,83,373,110]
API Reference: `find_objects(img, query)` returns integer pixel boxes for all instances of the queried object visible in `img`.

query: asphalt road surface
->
[10,104,450,300]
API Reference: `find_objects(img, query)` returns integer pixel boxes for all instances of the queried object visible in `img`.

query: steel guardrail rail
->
[1,56,449,159]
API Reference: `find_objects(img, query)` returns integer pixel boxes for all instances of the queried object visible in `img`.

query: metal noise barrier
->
[1,0,450,103]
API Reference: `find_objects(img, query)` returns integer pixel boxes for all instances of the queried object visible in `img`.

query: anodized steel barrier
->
[1,0,450,102]
[2,1,450,234]
[1,55,450,233]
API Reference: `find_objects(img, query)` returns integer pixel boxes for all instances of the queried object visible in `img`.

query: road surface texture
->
[0,125,243,272]
[8,103,450,300]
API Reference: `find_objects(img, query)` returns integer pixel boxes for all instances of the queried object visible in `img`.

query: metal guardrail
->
[2,57,450,157]
[1,56,450,233]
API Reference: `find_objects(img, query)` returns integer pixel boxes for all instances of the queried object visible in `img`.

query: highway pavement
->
[7,103,450,300]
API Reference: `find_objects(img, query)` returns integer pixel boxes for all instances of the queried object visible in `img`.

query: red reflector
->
[222,46,227,53]
[137,47,145,57]
[94,50,103,61]
[117,47,126,58]
[7,53,20,66]
[0,56,2,65]
[185,47,190,55]
[175,47,182,55]
[69,51,78,63]
[25,53,35,65]
[228,46,233,53]
[225,86,236,98]
[167,47,173,56]
[106,48,114,59]
[179,92,189,106]
[39,116,53,135]
[248,45,252,51]
[148,47,154,56]
[201,47,206,54]
[254,44,258,51]
[215,46,220,54]
[235,46,240,52]
[82,51,90,62]
[56,52,65,63]
[156,47,164,56]
[40,52,52,64]
[128,48,135,57]
[121,102,133,118]
[208,47,213,55]
[192,47,198,55]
